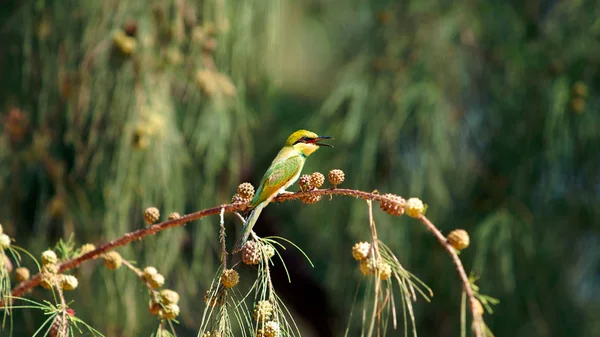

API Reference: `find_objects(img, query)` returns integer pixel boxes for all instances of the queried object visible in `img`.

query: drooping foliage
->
[1,0,599,336]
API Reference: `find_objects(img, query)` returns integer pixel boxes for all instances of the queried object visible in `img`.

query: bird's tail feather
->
[232,202,266,253]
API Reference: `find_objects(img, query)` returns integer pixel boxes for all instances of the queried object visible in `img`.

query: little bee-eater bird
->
[233,130,333,253]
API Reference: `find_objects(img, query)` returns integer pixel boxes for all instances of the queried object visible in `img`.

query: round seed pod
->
[15,267,30,282]
[262,244,275,259]
[103,251,123,270]
[298,175,313,192]
[573,81,588,97]
[43,263,59,274]
[310,172,325,189]
[446,229,470,250]
[112,30,137,55]
[144,207,160,224]
[328,169,345,187]
[160,303,180,320]
[42,250,58,265]
[160,289,180,305]
[237,182,255,200]
[377,262,392,281]
[231,193,249,204]
[264,321,280,337]
[167,212,181,221]
[405,198,424,218]
[40,271,56,289]
[148,273,165,289]
[79,243,96,256]
[253,300,273,322]
[301,194,321,204]
[359,258,377,276]
[221,269,239,288]
[571,97,585,113]
[60,275,79,290]
[0,234,9,250]
[143,266,158,280]
[379,194,405,216]
[242,241,261,265]
[351,242,371,261]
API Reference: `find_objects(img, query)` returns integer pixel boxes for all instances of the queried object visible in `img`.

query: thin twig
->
[418,215,484,337]
[219,208,227,269]
[366,199,380,337]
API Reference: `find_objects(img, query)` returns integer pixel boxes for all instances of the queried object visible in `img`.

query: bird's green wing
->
[250,154,304,207]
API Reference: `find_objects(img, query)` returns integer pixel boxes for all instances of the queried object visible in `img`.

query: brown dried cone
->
[103,251,123,270]
[231,193,248,204]
[298,174,313,192]
[310,172,325,189]
[144,207,160,224]
[221,269,239,288]
[328,169,345,187]
[242,241,261,265]
[253,300,273,322]
[351,242,371,261]
[237,182,255,200]
[49,313,69,337]
[15,266,30,282]
[446,229,470,250]
[379,193,405,216]
[301,194,322,204]
[405,197,425,218]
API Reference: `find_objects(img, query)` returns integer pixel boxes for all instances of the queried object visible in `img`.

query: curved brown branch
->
[418,215,484,337]
[5,187,484,337]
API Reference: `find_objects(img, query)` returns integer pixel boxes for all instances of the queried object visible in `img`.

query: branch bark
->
[5,188,484,337]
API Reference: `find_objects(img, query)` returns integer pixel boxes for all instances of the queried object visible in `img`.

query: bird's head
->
[285,130,333,156]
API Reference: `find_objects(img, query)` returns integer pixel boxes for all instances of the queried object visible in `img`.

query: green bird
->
[233,130,333,253]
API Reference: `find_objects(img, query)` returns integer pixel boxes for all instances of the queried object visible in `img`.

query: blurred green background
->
[1,0,600,336]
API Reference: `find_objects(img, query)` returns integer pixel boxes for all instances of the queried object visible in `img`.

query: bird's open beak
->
[312,136,333,148]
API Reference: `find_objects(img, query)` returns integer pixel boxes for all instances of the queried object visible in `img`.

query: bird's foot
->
[278,191,295,195]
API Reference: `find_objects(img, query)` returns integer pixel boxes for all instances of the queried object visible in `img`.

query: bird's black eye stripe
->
[294,136,310,145]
